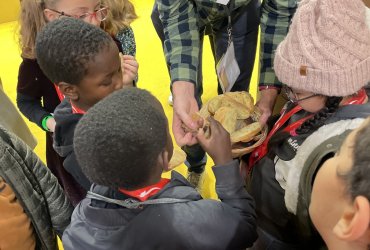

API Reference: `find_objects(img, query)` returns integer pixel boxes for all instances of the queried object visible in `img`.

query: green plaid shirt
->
[156,0,252,85]
[259,0,298,89]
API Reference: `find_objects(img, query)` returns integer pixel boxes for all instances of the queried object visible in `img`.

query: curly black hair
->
[267,97,343,161]
[343,119,370,202]
[35,17,113,85]
[73,88,168,190]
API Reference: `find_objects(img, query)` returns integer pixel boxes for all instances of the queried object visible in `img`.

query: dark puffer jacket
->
[0,125,73,249]
[63,160,257,250]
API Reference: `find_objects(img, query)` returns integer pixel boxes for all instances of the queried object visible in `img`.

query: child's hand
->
[196,117,233,166]
[46,117,56,132]
[120,53,139,87]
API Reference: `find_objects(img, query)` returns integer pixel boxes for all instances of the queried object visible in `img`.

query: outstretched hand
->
[256,88,278,125]
[196,117,232,166]
[172,81,200,146]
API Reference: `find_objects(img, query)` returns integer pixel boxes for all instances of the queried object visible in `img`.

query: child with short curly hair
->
[17,0,138,205]
[63,87,258,249]
[35,17,126,205]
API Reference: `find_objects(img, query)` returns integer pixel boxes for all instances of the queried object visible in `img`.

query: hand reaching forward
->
[196,117,233,166]
[172,81,200,146]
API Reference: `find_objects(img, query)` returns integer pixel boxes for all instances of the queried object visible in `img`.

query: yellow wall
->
[0,1,20,24]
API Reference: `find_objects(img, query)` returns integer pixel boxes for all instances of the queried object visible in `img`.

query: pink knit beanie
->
[274,0,370,96]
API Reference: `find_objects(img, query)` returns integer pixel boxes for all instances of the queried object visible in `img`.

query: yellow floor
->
[0,0,259,227]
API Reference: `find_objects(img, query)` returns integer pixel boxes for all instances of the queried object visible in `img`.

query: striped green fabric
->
[259,0,298,89]
[156,0,252,85]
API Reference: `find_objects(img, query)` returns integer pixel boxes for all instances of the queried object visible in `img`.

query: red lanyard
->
[54,83,65,102]
[54,83,86,114]
[248,88,367,168]
[70,101,86,114]
[119,178,170,202]
[342,88,367,105]
[248,105,311,168]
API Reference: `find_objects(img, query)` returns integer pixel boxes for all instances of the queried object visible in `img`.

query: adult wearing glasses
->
[154,0,260,187]
[16,0,138,205]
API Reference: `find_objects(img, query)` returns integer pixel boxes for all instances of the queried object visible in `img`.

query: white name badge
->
[216,0,230,5]
[216,41,240,93]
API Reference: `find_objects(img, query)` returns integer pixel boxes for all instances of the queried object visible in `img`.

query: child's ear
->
[159,149,171,172]
[43,9,58,22]
[333,196,370,241]
[58,82,79,101]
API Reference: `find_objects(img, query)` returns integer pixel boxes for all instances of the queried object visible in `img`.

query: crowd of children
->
[62,87,257,249]
[0,0,369,249]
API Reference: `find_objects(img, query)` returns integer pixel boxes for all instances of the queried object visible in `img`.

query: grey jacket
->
[0,78,37,149]
[63,160,257,250]
[0,125,73,249]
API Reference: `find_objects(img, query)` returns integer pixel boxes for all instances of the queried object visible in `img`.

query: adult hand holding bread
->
[172,81,200,146]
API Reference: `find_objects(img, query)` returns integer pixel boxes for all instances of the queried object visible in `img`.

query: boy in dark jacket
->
[62,88,257,250]
[35,18,125,205]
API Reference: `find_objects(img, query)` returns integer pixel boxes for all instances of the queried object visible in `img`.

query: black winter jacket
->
[53,98,91,193]
[248,100,370,248]
[63,160,258,250]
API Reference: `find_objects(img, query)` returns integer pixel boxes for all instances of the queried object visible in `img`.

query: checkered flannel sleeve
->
[259,0,298,90]
[157,0,201,85]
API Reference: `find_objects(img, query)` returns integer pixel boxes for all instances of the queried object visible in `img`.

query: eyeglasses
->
[283,86,319,104]
[48,6,109,22]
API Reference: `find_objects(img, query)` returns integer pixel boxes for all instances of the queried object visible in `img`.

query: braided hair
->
[296,96,343,135]
[267,96,343,161]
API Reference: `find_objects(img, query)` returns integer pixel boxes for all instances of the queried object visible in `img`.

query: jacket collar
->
[90,171,201,207]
